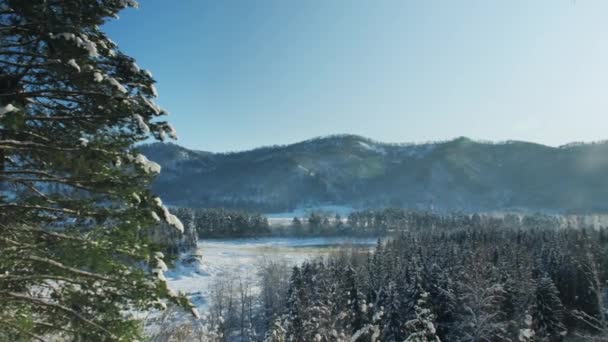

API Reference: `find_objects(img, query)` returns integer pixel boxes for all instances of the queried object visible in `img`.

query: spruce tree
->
[0,0,194,340]
[285,266,306,341]
[532,276,567,341]
[403,290,441,342]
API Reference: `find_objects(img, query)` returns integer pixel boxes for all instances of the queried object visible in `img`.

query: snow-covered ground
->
[164,237,376,314]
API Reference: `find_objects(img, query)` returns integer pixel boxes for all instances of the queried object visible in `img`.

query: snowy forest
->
[148,214,608,342]
[1,1,608,342]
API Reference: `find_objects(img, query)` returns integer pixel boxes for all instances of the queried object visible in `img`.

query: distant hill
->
[138,135,608,213]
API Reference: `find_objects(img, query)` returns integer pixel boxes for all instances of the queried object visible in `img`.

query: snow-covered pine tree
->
[0,0,194,340]
[518,313,536,342]
[532,276,567,341]
[403,290,441,342]
[285,266,307,341]
[343,266,368,334]
[264,317,287,342]
[303,263,333,341]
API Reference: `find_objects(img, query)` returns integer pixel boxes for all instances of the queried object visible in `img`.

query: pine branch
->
[0,291,117,339]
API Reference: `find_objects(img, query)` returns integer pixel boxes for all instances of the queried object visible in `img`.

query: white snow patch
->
[130,62,141,73]
[50,33,98,57]
[93,72,104,82]
[0,104,16,116]
[134,153,161,174]
[150,84,158,97]
[133,114,150,134]
[358,141,386,155]
[166,212,184,233]
[106,77,127,93]
[140,95,161,115]
[67,59,80,72]
[120,0,139,8]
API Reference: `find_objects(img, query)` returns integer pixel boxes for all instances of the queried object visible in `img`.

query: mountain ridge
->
[143,134,607,156]
[139,135,608,213]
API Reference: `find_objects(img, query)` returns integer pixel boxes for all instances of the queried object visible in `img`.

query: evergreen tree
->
[292,216,304,236]
[0,0,193,340]
[285,266,306,341]
[343,266,368,333]
[264,317,287,342]
[532,276,567,341]
[403,290,441,342]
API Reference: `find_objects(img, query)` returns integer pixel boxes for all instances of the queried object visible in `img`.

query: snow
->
[134,153,161,174]
[0,104,16,116]
[190,307,201,320]
[50,33,98,57]
[67,59,80,72]
[106,77,127,93]
[120,0,140,8]
[358,141,386,155]
[133,114,150,134]
[150,84,158,97]
[166,212,184,233]
[296,164,316,176]
[152,197,184,232]
[519,329,534,341]
[297,164,310,173]
[130,62,141,73]
[81,39,99,57]
[140,95,161,115]
[50,32,75,41]
[93,72,104,82]
[154,256,168,272]
[164,237,377,315]
[164,124,178,140]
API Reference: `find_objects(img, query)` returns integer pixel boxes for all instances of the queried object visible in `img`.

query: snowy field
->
[164,237,377,314]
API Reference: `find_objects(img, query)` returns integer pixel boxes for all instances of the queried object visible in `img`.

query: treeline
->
[173,207,271,238]
[345,209,600,234]
[284,209,602,237]
[260,227,608,341]
[172,207,607,240]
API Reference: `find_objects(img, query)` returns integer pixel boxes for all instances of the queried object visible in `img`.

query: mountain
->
[138,135,608,213]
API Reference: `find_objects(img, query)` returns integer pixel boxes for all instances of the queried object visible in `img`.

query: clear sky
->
[105,0,608,152]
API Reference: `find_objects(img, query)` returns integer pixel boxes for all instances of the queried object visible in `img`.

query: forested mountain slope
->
[140,135,608,213]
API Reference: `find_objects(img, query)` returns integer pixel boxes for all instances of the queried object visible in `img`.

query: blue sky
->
[105,0,608,152]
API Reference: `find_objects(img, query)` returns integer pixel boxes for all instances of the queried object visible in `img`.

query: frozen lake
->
[164,236,378,314]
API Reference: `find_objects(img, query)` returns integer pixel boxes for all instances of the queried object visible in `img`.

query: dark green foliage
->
[174,207,271,238]
[0,0,192,340]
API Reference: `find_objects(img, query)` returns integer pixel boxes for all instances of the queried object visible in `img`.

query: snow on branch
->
[132,153,161,174]
[152,197,184,233]
[0,103,16,117]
